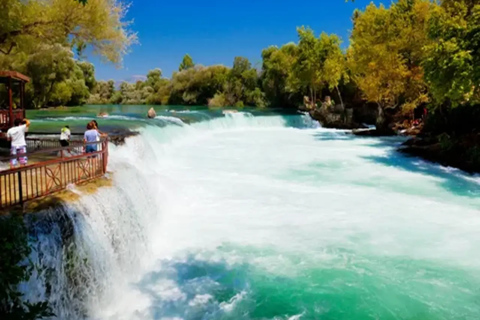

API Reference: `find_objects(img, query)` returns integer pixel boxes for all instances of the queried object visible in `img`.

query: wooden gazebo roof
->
[0,71,30,84]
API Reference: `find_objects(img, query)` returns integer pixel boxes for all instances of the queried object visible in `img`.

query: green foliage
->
[89,80,116,104]
[423,0,480,106]
[26,45,76,108]
[349,0,431,110]
[0,215,52,320]
[438,133,454,152]
[77,62,97,91]
[179,54,195,71]
[208,93,228,107]
[221,57,259,106]
[0,0,136,64]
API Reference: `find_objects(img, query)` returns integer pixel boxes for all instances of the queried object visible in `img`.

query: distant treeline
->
[1,0,479,131]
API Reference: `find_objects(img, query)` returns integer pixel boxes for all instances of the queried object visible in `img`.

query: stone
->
[147,107,156,119]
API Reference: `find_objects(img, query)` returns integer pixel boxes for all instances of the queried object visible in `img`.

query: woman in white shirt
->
[7,118,30,168]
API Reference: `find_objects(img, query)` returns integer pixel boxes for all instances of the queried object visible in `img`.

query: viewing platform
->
[0,139,109,210]
[0,71,110,211]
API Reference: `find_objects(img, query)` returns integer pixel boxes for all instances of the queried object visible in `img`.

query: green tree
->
[26,45,76,108]
[223,57,262,106]
[169,65,229,105]
[423,0,480,107]
[348,0,432,131]
[0,0,136,64]
[145,69,163,91]
[319,33,347,108]
[179,54,194,71]
[292,27,323,106]
[261,43,299,108]
[89,80,116,104]
[77,61,97,91]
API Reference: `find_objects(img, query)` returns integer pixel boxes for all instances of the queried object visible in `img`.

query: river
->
[22,106,480,319]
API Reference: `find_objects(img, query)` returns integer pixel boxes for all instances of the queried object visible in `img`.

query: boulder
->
[147,107,156,119]
[309,103,363,130]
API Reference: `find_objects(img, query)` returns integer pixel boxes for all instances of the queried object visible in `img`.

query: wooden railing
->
[0,139,108,209]
[0,109,24,130]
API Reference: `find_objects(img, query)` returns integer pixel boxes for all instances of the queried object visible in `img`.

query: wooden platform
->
[0,140,108,209]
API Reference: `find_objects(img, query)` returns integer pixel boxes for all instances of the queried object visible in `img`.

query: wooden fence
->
[0,139,108,209]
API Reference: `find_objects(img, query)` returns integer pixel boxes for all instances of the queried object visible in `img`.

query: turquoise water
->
[24,108,480,320]
[26,105,278,133]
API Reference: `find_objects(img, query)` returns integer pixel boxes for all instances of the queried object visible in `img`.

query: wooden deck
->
[0,140,108,209]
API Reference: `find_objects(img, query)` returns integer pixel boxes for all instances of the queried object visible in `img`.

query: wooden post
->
[8,77,13,127]
[21,82,25,118]
[102,140,108,174]
[17,171,23,205]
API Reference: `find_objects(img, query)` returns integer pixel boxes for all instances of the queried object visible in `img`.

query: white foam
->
[154,115,186,126]
[23,112,480,319]
[219,291,247,313]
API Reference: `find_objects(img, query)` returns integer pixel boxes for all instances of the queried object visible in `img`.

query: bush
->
[208,93,228,107]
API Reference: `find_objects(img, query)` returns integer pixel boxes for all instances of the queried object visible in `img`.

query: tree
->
[169,65,229,105]
[77,61,97,91]
[0,0,137,64]
[261,43,299,108]
[222,57,262,106]
[26,45,76,108]
[423,0,480,107]
[179,54,194,71]
[292,27,323,106]
[319,33,347,108]
[145,69,163,91]
[348,0,432,131]
[89,80,116,104]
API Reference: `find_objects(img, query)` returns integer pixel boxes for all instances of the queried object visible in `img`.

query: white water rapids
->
[21,112,480,319]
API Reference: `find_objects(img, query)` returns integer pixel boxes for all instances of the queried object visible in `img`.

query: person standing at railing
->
[60,125,71,147]
[84,122,101,153]
[90,120,107,151]
[6,118,30,168]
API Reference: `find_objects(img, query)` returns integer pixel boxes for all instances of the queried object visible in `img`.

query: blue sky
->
[90,0,381,82]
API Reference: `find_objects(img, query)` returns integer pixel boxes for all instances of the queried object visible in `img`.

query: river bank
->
[308,106,480,175]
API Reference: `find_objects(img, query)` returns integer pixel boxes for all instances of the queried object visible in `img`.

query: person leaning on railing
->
[6,118,30,169]
[84,122,100,153]
[84,121,107,153]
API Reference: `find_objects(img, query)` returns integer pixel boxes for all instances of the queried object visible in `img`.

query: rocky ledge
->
[308,105,366,130]
[107,129,139,146]
[399,134,480,174]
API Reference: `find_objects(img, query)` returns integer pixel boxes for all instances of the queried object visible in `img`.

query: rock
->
[309,105,364,130]
[108,129,139,146]
[352,128,395,136]
[147,107,156,119]
[399,133,480,174]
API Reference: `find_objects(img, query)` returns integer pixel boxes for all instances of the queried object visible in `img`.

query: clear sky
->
[91,0,381,82]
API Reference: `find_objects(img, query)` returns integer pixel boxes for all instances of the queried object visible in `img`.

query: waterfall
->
[20,113,321,319]
[19,111,480,319]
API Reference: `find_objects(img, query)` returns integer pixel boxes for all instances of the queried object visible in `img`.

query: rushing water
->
[21,107,480,320]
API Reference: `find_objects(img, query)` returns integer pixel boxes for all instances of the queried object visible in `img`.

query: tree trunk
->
[335,86,344,109]
[310,86,315,109]
[376,103,388,134]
